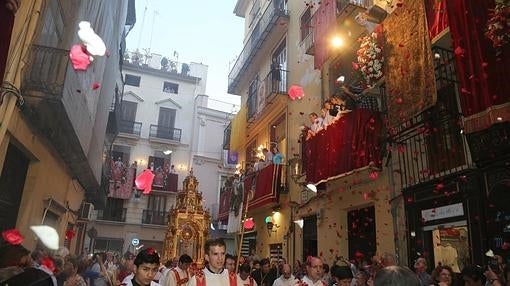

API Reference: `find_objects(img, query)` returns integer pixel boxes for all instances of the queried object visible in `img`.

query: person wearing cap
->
[124,248,161,286]
[163,254,193,286]
[188,238,243,286]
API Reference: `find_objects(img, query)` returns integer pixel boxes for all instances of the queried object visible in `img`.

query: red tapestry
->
[108,161,136,199]
[445,0,510,133]
[304,109,382,184]
[244,164,282,210]
[313,0,337,70]
[383,0,437,127]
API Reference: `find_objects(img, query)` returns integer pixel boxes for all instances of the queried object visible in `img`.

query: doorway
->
[302,215,317,261]
[0,144,30,230]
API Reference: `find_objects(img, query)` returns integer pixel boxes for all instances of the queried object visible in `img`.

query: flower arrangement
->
[485,0,510,52]
[356,30,384,88]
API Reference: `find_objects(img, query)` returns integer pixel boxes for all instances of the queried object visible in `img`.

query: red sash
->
[171,268,189,286]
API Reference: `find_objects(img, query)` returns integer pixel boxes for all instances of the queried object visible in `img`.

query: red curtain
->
[244,164,281,210]
[425,0,449,39]
[304,109,382,184]
[313,0,336,70]
[445,0,510,132]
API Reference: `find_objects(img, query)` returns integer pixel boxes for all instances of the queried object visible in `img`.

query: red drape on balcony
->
[304,109,382,184]
[425,0,449,40]
[313,0,337,70]
[108,164,136,199]
[244,164,282,210]
[0,4,15,81]
[445,0,510,133]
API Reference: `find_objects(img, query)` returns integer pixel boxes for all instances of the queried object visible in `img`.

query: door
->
[0,144,29,230]
[273,41,287,92]
[157,107,176,139]
[423,222,470,273]
[120,101,138,133]
[302,215,317,261]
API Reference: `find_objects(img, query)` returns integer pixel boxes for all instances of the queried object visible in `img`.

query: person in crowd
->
[118,252,136,284]
[330,265,353,286]
[460,265,486,286]
[273,263,297,286]
[272,147,283,165]
[414,258,431,286]
[163,254,192,286]
[124,247,161,286]
[225,254,237,274]
[322,101,336,128]
[431,265,454,286]
[308,112,324,135]
[0,243,33,282]
[158,260,173,286]
[252,260,261,275]
[373,266,420,286]
[62,256,87,286]
[188,238,242,286]
[322,263,332,286]
[340,85,379,112]
[293,260,304,280]
[253,158,265,172]
[302,256,326,286]
[379,254,396,268]
[238,263,257,286]
[484,264,507,286]
[252,258,276,286]
[354,269,370,286]
[263,148,273,166]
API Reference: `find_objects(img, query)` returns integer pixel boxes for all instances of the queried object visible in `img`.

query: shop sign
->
[421,203,464,222]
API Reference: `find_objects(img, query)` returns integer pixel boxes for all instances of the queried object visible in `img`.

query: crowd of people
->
[2,237,509,286]
[305,85,379,141]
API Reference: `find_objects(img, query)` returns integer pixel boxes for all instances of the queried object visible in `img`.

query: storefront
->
[404,170,486,272]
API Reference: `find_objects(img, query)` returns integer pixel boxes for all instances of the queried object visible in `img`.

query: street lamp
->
[288,155,304,183]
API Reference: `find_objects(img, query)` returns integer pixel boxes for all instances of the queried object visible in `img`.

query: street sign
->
[131,238,139,246]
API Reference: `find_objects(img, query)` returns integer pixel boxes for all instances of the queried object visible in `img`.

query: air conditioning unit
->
[79,203,94,221]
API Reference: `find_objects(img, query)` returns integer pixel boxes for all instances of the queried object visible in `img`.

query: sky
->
[126,0,244,113]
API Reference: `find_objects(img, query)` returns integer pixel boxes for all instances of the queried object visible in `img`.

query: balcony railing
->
[142,209,168,225]
[119,120,142,136]
[246,69,289,123]
[22,44,69,98]
[149,124,182,142]
[228,1,289,94]
[301,11,315,55]
[336,0,373,15]
[97,208,127,222]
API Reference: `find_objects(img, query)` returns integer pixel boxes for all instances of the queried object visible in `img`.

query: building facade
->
[87,55,236,256]
[0,0,134,254]
[226,0,510,272]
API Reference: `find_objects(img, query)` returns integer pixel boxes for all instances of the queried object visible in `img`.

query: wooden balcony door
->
[157,107,176,139]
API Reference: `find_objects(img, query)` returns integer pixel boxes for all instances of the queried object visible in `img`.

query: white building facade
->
[86,57,236,256]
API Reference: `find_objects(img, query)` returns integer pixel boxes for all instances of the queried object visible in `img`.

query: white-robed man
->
[163,254,193,286]
[301,257,327,286]
[189,238,242,286]
[273,264,298,286]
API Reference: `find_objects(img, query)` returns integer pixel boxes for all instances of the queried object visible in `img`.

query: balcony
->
[142,209,168,225]
[118,120,142,137]
[228,1,289,94]
[301,10,315,55]
[246,69,289,123]
[149,124,182,143]
[21,44,100,193]
[152,172,178,193]
[105,86,122,141]
[97,208,127,222]
[304,109,383,184]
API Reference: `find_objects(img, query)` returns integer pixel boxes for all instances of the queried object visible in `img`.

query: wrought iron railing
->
[301,11,315,55]
[22,44,70,98]
[142,209,168,225]
[261,69,289,97]
[149,124,182,141]
[119,120,142,136]
[337,0,373,15]
[247,90,258,122]
[246,69,289,122]
[97,208,127,222]
[228,1,289,94]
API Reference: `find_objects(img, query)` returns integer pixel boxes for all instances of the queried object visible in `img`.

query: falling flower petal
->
[69,45,91,71]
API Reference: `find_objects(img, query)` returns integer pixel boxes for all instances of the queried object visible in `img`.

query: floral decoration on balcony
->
[355,29,384,88]
[485,0,510,53]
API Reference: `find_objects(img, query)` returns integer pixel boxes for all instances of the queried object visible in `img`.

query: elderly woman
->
[431,265,454,286]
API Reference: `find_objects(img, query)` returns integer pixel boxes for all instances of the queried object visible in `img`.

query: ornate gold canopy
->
[162,169,210,264]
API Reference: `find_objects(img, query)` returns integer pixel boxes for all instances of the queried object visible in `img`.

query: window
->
[94,238,123,254]
[300,7,312,43]
[163,82,179,94]
[125,74,141,86]
[269,243,283,263]
[249,0,261,27]
[147,195,167,212]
